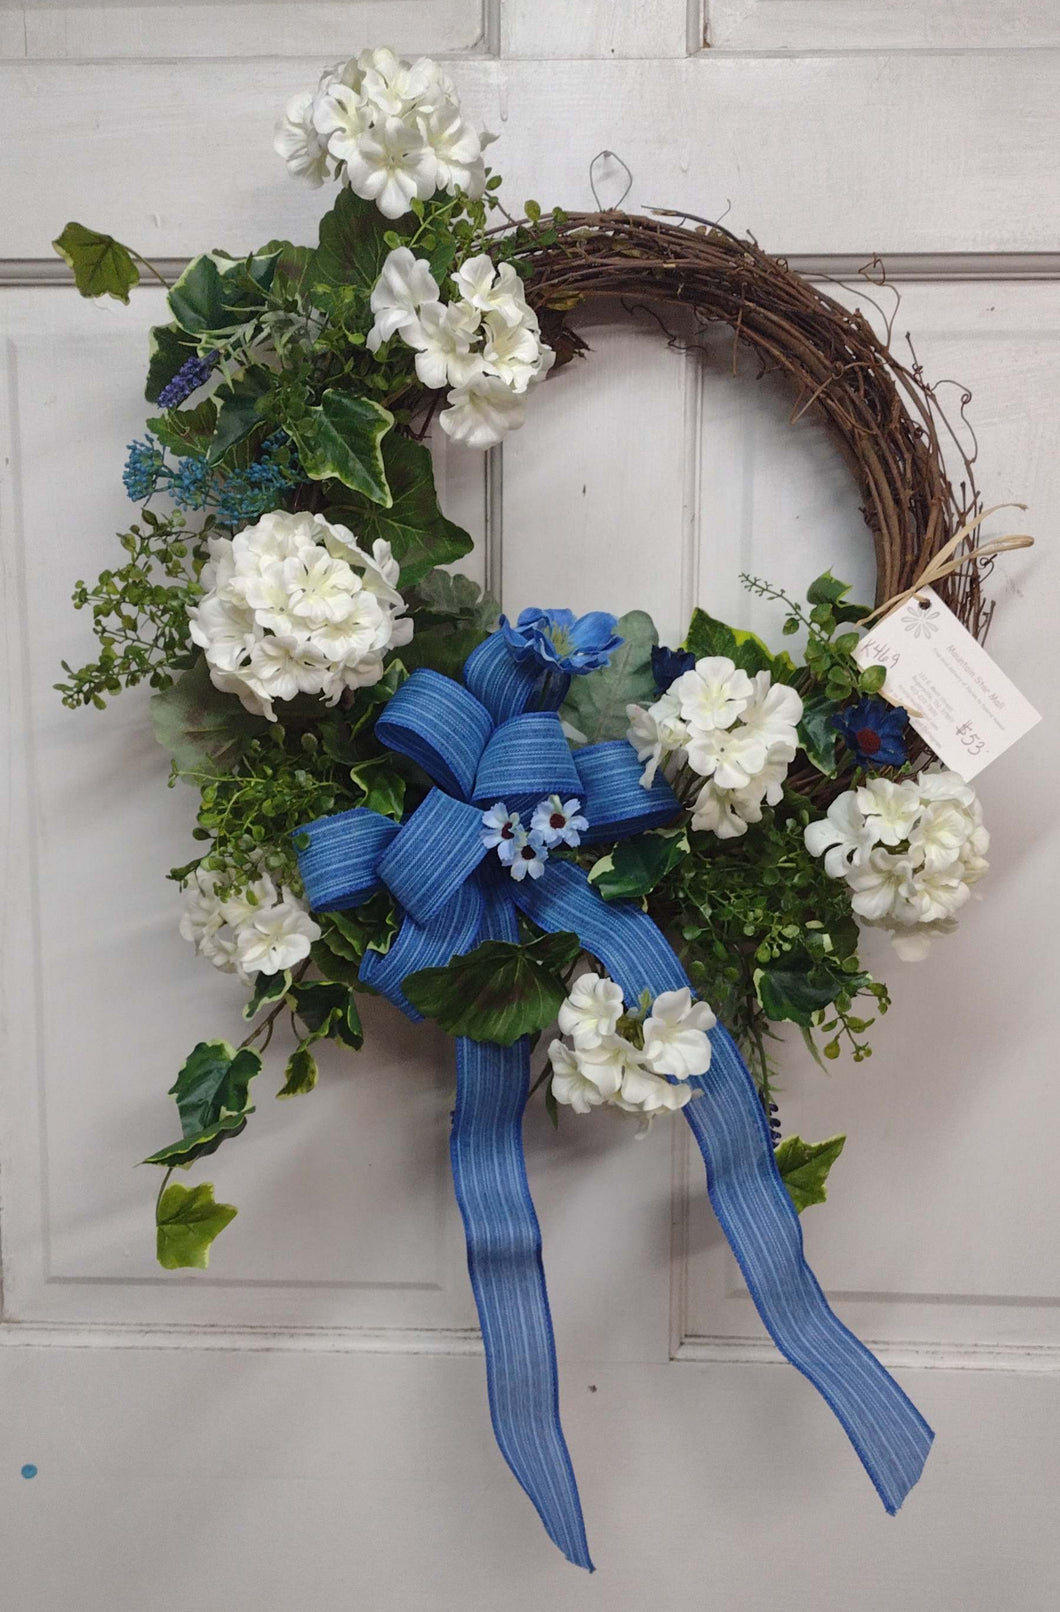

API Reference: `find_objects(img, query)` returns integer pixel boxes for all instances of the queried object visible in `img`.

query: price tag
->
[853,587,1040,780]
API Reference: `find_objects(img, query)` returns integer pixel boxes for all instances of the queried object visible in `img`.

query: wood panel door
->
[2,6,1058,1607]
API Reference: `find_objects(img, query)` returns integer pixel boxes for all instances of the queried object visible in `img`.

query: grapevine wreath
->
[54,45,1035,1568]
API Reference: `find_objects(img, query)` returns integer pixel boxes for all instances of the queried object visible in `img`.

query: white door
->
[2,6,1059,1608]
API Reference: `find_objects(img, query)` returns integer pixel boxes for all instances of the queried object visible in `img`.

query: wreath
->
[53,44,1029,1568]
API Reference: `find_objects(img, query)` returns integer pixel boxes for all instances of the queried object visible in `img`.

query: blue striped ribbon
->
[295,633,934,1566]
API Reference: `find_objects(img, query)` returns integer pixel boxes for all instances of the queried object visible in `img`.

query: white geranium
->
[180,868,320,981]
[627,660,802,837]
[188,510,410,720]
[805,767,988,956]
[548,976,711,1130]
[641,988,716,1079]
[439,374,528,448]
[236,898,322,976]
[557,972,624,1050]
[278,47,493,216]
[408,300,483,389]
[366,247,554,449]
[672,657,755,735]
[274,91,331,187]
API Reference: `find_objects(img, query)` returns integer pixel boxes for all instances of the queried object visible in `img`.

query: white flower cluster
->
[275,47,490,217]
[804,769,989,959]
[547,974,715,1131]
[188,510,412,721]
[180,867,321,980]
[627,657,804,839]
[367,247,555,448]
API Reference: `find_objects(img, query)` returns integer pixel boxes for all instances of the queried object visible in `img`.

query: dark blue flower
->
[500,607,623,676]
[651,644,696,692]
[122,435,165,502]
[832,696,909,767]
[157,349,220,409]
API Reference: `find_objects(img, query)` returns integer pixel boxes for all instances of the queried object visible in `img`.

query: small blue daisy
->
[832,696,909,767]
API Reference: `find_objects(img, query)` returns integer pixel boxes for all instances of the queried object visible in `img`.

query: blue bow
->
[296,630,933,1569]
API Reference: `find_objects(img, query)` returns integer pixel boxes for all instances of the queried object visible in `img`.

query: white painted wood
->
[707,0,1060,53]
[2,1,488,61]
[500,0,693,59]
[2,6,1060,1606]
[3,53,1058,259]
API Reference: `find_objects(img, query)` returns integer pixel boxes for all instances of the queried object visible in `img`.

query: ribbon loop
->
[295,805,400,912]
[472,712,583,813]
[378,789,489,926]
[358,878,485,1019]
[464,630,547,725]
[574,740,682,841]
[374,668,493,799]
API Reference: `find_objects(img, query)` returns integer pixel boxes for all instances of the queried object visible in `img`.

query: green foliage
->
[145,325,201,404]
[774,1134,846,1214]
[148,399,217,457]
[167,250,279,337]
[243,968,291,1020]
[290,389,394,503]
[312,188,406,293]
[156,1180,238,1269]
[561,609,658,743]
[404,931,582,1044]
[289,979,363,1050]
[797,691,841,777]
[52,222,140,303]
[755,953,871,1027]
[208,367,274,464]
[55,509,206,708]
[144,1040,261,1167]
[279,1043,318,1098]
[684,606,796,680]
[589,827,689,902]
[326,434,473,586]
[151,657,268,774]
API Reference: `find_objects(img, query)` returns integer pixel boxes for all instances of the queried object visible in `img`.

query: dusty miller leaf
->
[150,657,268,775]
[560,609,658,744]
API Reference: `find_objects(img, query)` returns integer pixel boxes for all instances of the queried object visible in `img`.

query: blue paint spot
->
[20,1464,37,1479]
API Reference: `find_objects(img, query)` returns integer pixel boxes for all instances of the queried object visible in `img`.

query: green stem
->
[155,1165,175,1217]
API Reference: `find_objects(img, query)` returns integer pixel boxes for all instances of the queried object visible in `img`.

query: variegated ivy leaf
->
[156,1181,238,1270]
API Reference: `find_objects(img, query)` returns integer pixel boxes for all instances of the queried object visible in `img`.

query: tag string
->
[861,503,1034,626]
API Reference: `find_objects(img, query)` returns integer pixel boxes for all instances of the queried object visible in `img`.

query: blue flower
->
[500,607,623,675]
[157,349,220,409]
[832,697,909,767]
[122,435,165,502]
[651,644,696,692]
[530,795,588,849]
[169,454,213,511]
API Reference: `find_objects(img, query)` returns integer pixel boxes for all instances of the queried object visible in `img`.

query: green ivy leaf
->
[291,389,394,504]
[312,188,409,291]
[774,1133,846,1213]
[243,968,291,1021]
[755,955,870,1027]
[290,980,363,1051]
[797,691,841,777]
[167,250,278,336]
[325,435,472,584]
[156,1181,238,1268]
[52,222,139,303]
[144,1040,261,1166]
[150,657,268,774]
[144,324,200,404]
[398,623,489,679]
[588,827,689,902]
[278,1042,318,1099]
[349,756,405,820]
[404,932,582,1045]
[684,606,797,680]
[560,610,658,744]
[259,238,315,300]
[207,366,273,464]
[805,571,871,625]
[146,399,217,458]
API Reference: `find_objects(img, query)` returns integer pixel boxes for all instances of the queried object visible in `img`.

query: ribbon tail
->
[517,860,933,1512]
[451,1034,593,1571]
[685,1023,934,1514]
